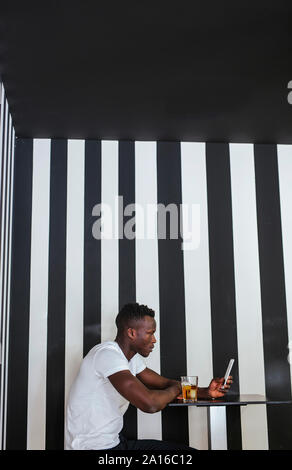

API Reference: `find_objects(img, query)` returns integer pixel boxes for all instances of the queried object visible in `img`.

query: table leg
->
[207,406,227,450]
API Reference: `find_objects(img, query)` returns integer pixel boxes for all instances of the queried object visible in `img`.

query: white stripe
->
[27,139,51,449]
[64,140,85,418]
[181,142,213,450]
[135,141,162,440]
[277,145,292,394]
[208,407,227,450]
[101,141,119,341]
[3,127,15,449]
[229,143,268,450]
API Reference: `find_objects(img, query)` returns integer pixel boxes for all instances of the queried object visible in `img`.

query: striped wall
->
[0,83,15,450]
[4,138,292,450]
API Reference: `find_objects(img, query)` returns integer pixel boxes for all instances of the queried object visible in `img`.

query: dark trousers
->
[106,433,196,451]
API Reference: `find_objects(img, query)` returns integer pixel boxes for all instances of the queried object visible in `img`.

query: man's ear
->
[127,327,136,340]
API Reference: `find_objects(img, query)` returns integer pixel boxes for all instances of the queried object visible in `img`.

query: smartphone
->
[222,359,234,389]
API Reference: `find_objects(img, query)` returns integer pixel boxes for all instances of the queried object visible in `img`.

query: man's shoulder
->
[86,341,120,358]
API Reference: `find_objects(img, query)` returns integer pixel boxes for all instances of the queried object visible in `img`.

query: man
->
[65,303,232,450]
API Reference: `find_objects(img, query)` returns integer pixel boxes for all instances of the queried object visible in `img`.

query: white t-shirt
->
[65,340,147,450]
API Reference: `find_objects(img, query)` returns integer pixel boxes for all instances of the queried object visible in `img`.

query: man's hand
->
[207,376,233,399]
[169,379,182,396]
[167,381,182,399]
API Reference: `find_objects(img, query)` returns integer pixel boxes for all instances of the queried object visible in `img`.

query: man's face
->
[130,315,157,357]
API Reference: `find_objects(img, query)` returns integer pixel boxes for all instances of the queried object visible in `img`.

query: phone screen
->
[222,359,234,388]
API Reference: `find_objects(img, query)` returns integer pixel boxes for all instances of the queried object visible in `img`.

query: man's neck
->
[114,337,136,362]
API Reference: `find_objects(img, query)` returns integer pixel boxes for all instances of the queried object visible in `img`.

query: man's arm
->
[108,369,181,413]
[137,367,180,391]
[135,368,233,400]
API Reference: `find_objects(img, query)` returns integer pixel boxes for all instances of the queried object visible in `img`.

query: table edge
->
[168,399,292,407]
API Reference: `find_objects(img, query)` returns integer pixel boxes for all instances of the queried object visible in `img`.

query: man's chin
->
[140,350,151,357]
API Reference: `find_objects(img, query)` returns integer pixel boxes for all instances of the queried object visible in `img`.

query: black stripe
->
[2,117,14,447]
[0,101,7,331]
[118,141,137,440]
[119,141,136,308]
[84,140,101,357]
[0,98,6,158]
[6,138,33,449]
[0,98,6,240]
[157,141,189,446]
[0,99,8,384]
[46,139,67,449]
[254,144,292,449]
[1,108,12,448]
[206,143,242,450]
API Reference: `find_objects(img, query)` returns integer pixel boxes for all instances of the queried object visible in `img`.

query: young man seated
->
[65,303,231,450]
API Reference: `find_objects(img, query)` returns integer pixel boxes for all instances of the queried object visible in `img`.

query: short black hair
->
[115,302,155,334]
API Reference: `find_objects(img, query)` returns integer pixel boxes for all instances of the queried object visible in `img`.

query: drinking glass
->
[180,376,198,402]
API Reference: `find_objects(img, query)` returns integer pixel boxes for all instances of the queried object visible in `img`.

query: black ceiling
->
[1,1,292,142]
